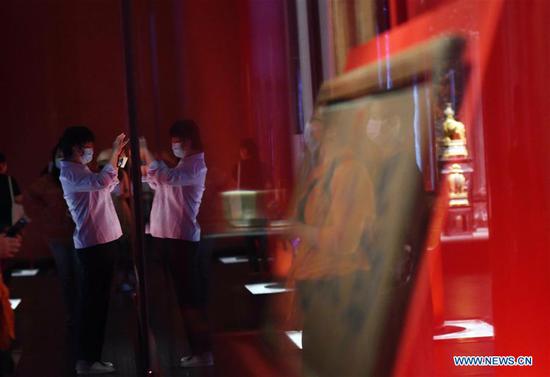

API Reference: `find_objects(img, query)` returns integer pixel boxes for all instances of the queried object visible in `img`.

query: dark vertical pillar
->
[306,0,323,98]
[375,0,391,34]
[146,0,162,146]
[285,0,303,132]
[120,0,154,375]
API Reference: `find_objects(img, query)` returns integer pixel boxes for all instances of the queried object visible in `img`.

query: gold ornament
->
[441,103,468,159]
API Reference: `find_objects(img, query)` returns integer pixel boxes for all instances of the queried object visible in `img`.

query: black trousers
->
[74,240,116,363]
[156,238,212,355]
[48,239,77,328]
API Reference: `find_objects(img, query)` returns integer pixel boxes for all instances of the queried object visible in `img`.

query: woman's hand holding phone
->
[110,133,129,167]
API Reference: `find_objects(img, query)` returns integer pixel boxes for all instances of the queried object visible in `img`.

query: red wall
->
[483,2,550,374]
[0,1,128,186]
[0,0,128,259]
[0,0,296,257]
[175,0,295,194]
[176,0,249,184]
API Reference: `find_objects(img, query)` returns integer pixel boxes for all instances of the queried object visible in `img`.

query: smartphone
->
[118,155,128,168]
[6,216,29,238]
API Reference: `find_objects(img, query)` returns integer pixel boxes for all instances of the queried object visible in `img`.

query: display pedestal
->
[445,206,473,235]
[440,157,474,237]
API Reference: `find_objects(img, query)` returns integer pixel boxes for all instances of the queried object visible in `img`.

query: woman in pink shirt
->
[142,120,212,368]
[58,126,127,375]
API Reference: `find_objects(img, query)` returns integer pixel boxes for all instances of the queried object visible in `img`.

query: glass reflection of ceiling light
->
[219,256,249,264]
[286,331,303,349]
[270,220,292,228]
[433,319,494,341]
[245,282,293,295]
[221,190,259,196]
[11,269,39,277]
[9,299,21,310]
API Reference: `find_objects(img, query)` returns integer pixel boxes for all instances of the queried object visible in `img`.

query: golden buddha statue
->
[441,103,468,159]
[448,163,469,207]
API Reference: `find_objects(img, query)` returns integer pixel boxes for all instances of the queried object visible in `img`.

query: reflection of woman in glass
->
[232,138,268,190]
[232,138,271,272]
[289,114,375,377]
[141,120,212,368]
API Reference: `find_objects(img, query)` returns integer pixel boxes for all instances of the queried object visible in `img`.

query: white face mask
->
[172,143,185,158]
[81,147,94,164]
[54,158,63,169]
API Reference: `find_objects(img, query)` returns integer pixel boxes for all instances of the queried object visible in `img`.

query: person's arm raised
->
[62,133,128,193]
[109,133,129,168]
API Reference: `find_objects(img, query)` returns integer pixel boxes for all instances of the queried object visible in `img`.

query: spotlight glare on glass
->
[433,319,494,340]
[286,331,303,349]
[245,282,293,295]
[11,269,39,277]
[219,256,249,264]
